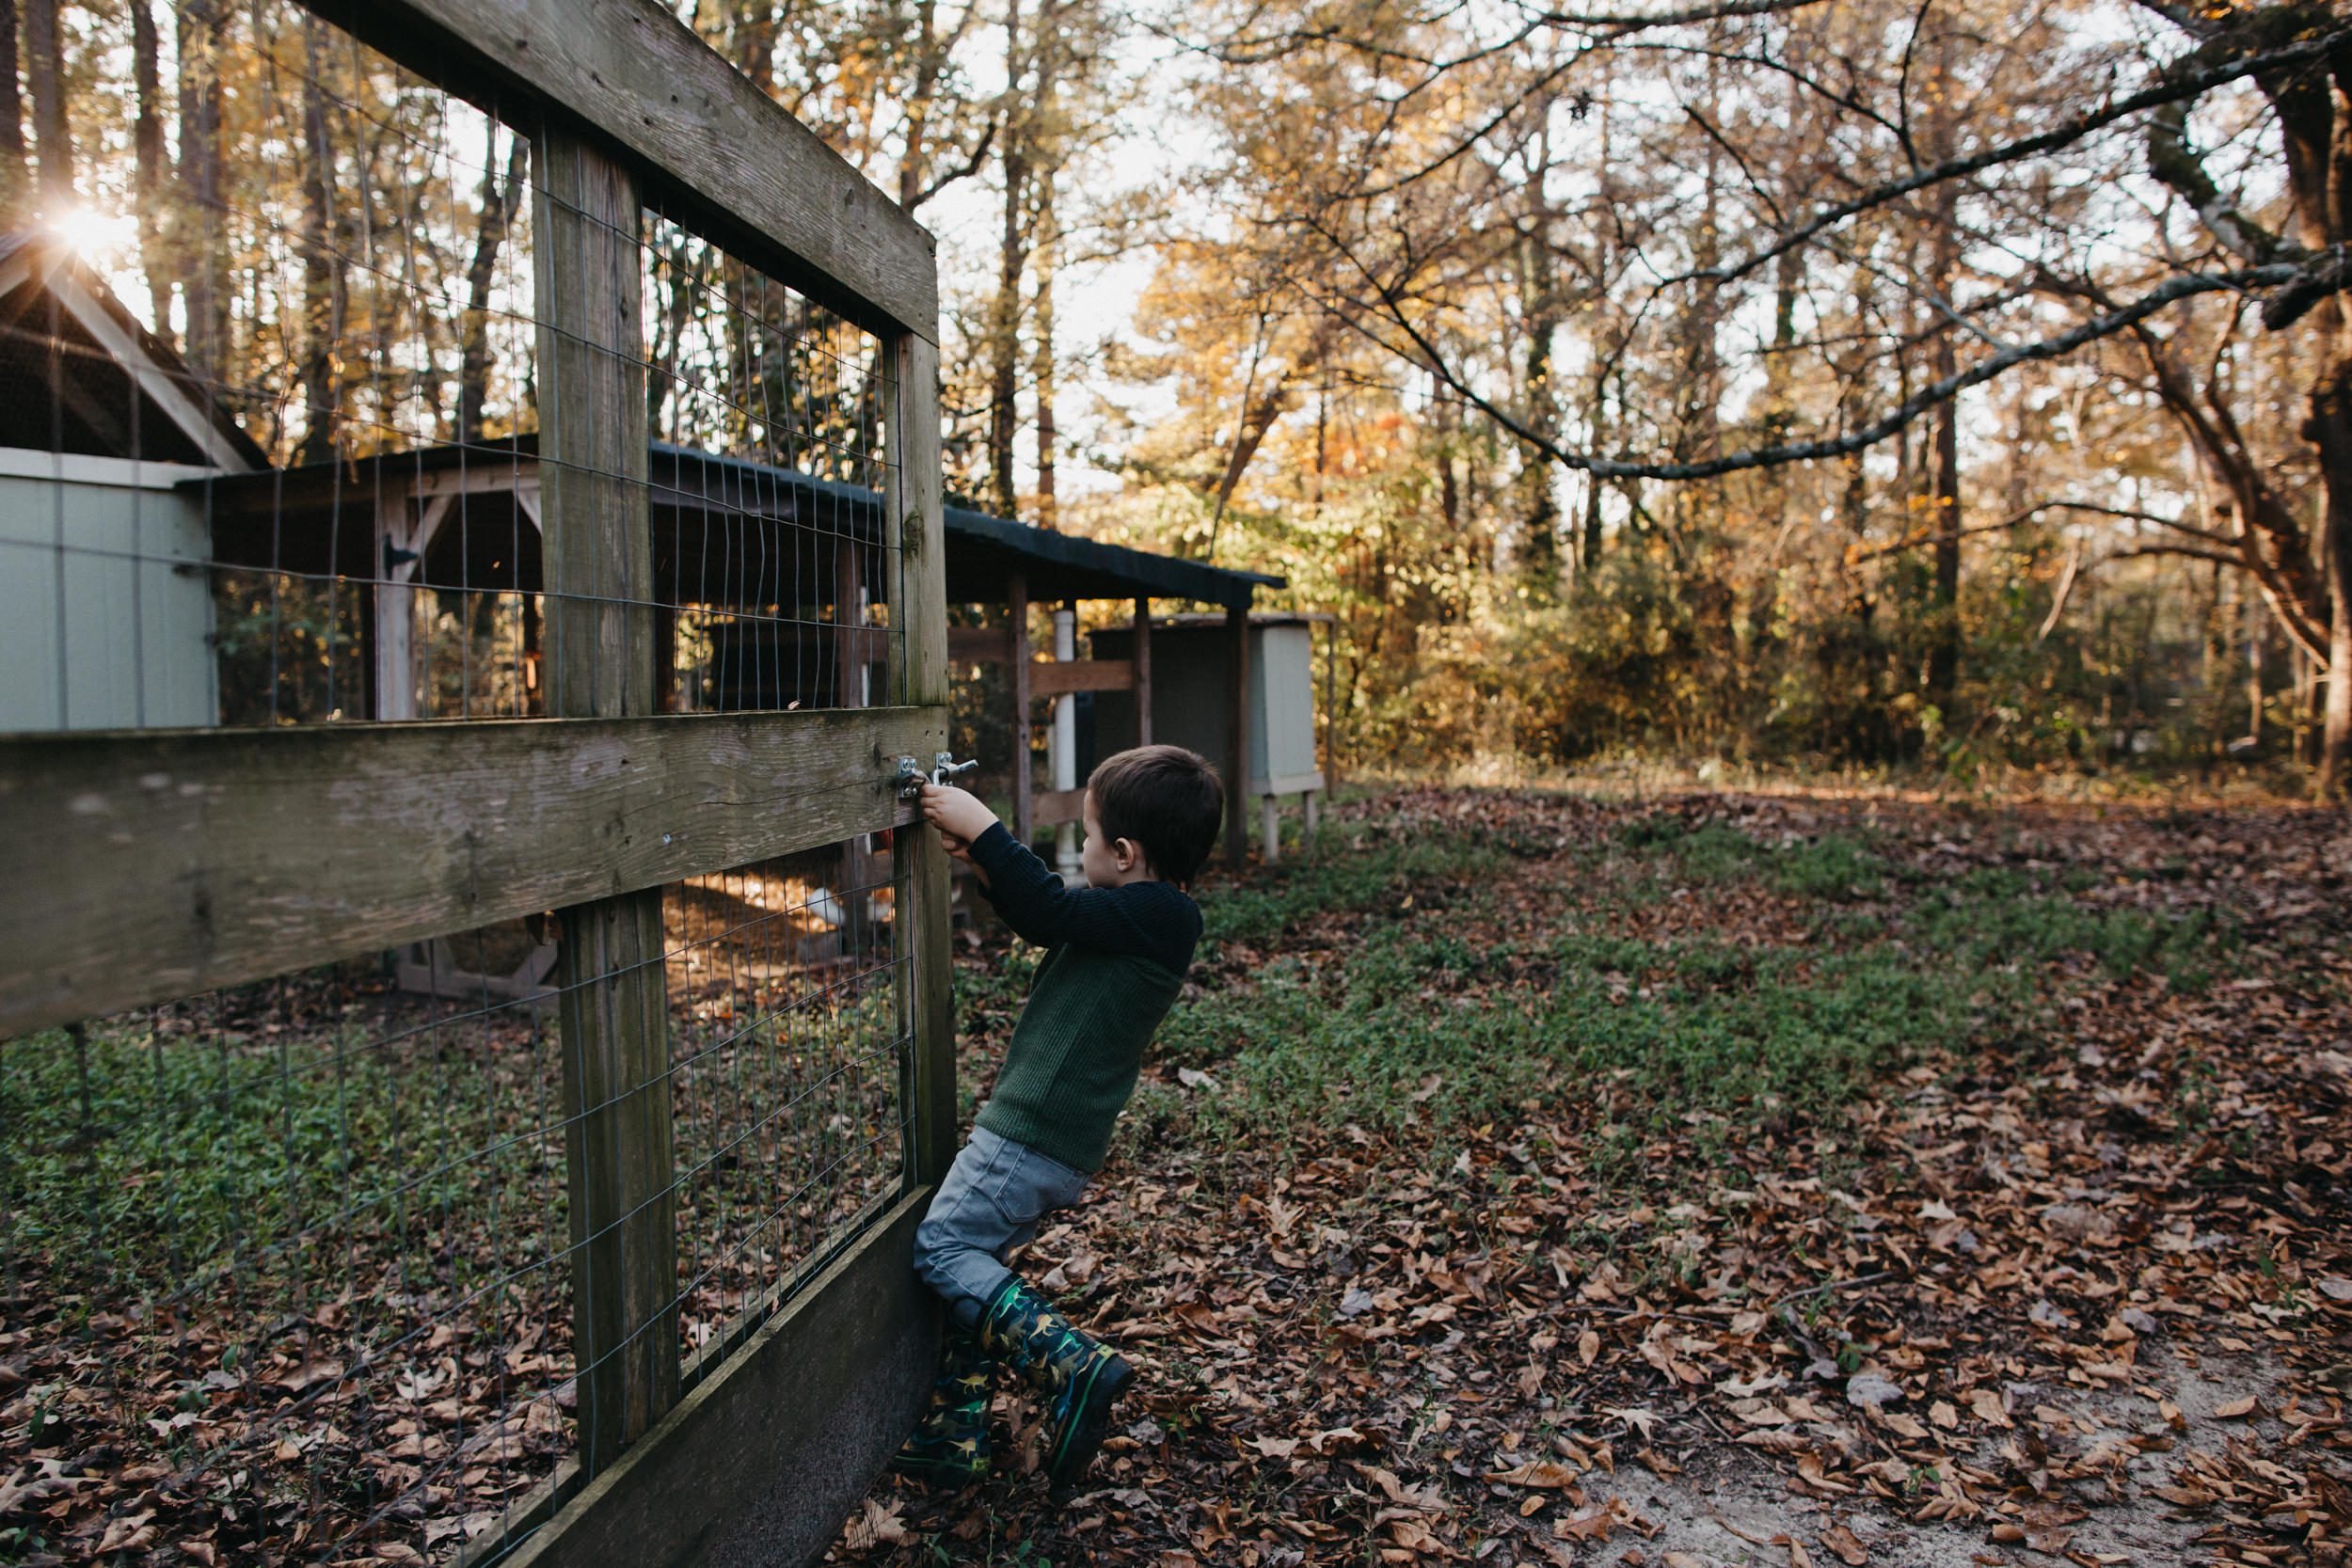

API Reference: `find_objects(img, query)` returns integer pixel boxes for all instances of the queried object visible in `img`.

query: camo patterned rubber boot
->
[973,1276,1135,1496]
[888,1324,995,1487]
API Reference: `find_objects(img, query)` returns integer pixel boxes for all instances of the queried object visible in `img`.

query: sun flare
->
[42,203,137,264]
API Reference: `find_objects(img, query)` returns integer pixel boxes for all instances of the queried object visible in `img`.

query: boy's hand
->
[920,783,999,846]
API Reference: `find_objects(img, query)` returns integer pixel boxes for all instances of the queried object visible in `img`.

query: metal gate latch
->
[898,753,979,797]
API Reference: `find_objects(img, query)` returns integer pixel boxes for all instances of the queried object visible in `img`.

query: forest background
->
[13,0,2352,794]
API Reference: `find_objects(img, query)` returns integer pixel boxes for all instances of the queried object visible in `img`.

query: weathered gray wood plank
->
[1029,657,1133,697]
[1032,786,1087,828]
[946,626,1013,665]
[1224,604,1249,864]
[0,707,942,1037]
[889,332,956,1186]
[1009,571,1033,845]
[309,0,936,341]
[1134,598,1153,746]
[536,130,678,1471]
[500,1189,935,1568]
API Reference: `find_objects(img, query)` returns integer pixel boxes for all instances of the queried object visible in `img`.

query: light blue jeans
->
[914,1126,1092,1326]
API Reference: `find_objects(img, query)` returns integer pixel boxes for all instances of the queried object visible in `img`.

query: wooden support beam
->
[946,626,1012,665]
[1224,603,1249,865]
[535,131,677,1473]
[888,330,955,1187]
[1026,658,1132,697]
[310,0,937,342]
[496,1189,935,1568]
[0,706,943,1037]
[1009,570,1032,847]
[1133,598,1152,747]
[1031,787,1088,829]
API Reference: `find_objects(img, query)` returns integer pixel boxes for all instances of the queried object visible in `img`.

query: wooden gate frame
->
[0,4,952,1563]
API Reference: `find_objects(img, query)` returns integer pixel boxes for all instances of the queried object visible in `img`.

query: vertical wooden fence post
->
[534,129,679,1475]
[888,331,954,1185]
[1009,568,1033,847]
[1224,601,1249,865]
[1133,596,1152,747]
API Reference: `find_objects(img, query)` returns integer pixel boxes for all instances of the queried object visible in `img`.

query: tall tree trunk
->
[132,0,169,345]
[986,0,1028,518]
[24,0,67,204]
[1032,180,1057,528]
[0,2,27,224]
[900,0,941,207]
[2313,341,2352,794]
[457,126,527,442]
[176,0,229,378]
[295,18,343,467]
[1923,30,1963,729]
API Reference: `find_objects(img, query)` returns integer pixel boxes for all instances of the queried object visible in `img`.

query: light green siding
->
[0,464,216,732]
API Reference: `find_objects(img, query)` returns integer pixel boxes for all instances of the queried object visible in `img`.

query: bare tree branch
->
[1679,30,2343,292]
[1313,211,2302,478]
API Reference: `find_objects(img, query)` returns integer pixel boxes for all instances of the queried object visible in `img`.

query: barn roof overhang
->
[191,436,1282,610]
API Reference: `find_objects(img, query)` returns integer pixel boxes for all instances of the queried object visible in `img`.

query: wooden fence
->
[0,2,950,1562]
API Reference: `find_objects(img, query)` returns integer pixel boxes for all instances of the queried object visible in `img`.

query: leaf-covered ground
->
[832,785,2352,1567]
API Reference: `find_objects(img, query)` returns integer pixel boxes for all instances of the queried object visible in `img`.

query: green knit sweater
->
[965,824,1201,1173]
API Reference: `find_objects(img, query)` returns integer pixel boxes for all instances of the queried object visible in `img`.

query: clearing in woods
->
[831,785,2352,1567]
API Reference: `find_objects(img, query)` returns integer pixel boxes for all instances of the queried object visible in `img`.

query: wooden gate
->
[0,3,949,1562]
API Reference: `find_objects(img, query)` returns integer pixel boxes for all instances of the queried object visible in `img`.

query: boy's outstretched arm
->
[917,784,1188,961]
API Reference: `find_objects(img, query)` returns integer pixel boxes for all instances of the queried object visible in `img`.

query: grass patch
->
[1131,816,2240,1176]
[0,1023,546,1308]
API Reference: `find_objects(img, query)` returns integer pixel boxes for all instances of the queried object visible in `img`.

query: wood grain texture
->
[1028,658,1133,697]
[1224,604,1250,865]
[886,331,957,1185]
[1134,599,1153,746]
[1032,787,1087,829]
[0,708,942,1037]
[536,132,677,1472]
[1009,571,1033,845]
[311,0,936,341]
[946,626,1013,665]
[557,884,679,1465]
[535,136,652,723]
[500,1189,936,1568]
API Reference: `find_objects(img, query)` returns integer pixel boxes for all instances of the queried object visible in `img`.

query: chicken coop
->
[1089,611,1327,863]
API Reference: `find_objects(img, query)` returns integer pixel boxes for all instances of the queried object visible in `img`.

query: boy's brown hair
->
[1087,744,1224,885]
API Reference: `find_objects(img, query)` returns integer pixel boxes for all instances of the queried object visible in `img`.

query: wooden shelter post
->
[533,128,678,1474]
[1133,597,1152,746]
[1009,568,1032,845]
[1224,601,1249,865]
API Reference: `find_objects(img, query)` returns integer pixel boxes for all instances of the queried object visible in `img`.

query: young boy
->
[893,743,1225,1497]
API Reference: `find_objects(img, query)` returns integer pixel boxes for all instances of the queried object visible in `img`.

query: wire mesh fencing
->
[0,833,911,1561]
[0,0,902,736]
[0,2,931,1562]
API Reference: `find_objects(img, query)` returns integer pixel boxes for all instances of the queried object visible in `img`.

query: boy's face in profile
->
[1079,791,1149,888]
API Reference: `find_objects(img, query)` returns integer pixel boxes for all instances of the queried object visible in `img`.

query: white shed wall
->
[0,456,218,732]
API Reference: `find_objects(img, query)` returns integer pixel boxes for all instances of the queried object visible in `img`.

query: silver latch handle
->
[898,753,980,798]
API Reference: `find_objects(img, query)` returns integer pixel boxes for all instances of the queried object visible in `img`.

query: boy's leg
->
[898,1129,1091,1487]
[913,1127,1091,1325]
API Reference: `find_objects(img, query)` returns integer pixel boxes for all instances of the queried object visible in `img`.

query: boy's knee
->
[912,1209,965,1291]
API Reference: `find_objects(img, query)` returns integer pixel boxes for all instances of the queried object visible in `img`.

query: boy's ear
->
[1116,835,1144,871]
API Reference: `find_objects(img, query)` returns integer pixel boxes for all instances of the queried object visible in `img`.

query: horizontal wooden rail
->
[946,626,1013,665]
[311,0,936,341]
[0,707,944,1037]
[1033,787,1087,828]
[1028,658,1133,697]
